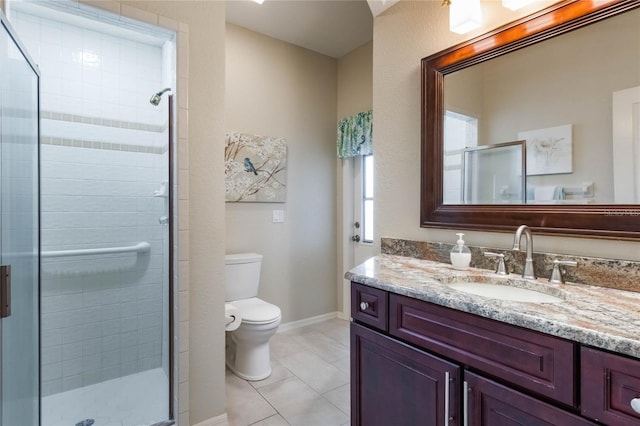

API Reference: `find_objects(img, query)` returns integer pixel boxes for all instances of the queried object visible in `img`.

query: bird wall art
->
[225,132,288,202]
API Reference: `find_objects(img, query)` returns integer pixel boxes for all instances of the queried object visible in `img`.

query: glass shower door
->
[0,12,40,426]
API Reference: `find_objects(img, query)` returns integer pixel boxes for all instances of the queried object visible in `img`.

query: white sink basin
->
[448,282,564,304]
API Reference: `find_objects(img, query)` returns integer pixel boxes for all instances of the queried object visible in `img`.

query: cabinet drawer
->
[581,347,640,425]
[466,371,595,425]
[351,283,388,331]
[390,293,576,406]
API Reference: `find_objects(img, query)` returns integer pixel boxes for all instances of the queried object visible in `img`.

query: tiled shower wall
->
[39,145,166,396]
[10,8,173,396]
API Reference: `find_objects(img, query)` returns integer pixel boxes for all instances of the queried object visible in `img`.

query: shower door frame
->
[168,94,175,422]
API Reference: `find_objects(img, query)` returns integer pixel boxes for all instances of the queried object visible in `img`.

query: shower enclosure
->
[8,1,176,425]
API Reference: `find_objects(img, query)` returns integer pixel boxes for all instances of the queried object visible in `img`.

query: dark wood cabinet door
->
[465,372,596,426]
[581,347,640,426]
[351,322,460,426]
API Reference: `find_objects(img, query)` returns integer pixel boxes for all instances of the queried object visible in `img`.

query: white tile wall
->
[10,8,173,397]
[39,145,166,395]
[13,10,165,130]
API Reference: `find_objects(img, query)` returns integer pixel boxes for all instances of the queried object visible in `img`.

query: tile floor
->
[225,317,351,426]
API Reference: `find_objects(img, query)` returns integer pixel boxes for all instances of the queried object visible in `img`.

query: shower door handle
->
[0,265,10,318]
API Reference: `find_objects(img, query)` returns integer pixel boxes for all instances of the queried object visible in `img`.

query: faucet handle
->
[484,252,508,275]
[549,259,578,284]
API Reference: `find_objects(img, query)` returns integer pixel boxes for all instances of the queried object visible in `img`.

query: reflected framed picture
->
[518,124,573,176]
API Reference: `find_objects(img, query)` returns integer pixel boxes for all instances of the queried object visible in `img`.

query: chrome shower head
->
[150,88,172,106]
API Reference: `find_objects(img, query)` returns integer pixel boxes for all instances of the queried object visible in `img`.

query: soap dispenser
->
[450,233,471,270]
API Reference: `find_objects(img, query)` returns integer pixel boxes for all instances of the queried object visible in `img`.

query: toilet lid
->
[231,298,281,324]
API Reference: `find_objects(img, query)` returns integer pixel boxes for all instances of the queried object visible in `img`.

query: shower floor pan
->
[42,368,169,426]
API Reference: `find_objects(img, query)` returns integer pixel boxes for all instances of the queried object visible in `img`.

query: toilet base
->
[225,318,280,381]
[226,360,272,381]
[225,336,273,381]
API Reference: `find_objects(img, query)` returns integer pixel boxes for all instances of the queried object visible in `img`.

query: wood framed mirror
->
[421,0,640,239]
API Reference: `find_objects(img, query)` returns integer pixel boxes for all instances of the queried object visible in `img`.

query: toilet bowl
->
[225,253,281,381]
[225,298,281,380]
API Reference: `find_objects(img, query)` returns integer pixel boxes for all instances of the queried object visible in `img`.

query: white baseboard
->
[277,311,340,333]
[337,312,350,321]
[190,412,228,426]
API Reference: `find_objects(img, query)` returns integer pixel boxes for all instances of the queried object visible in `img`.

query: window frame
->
[361,154,374,244]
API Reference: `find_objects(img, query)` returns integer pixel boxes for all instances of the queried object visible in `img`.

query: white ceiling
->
[226,0,374,58]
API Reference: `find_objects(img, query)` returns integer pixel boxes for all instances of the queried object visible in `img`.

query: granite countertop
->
[346,254,640,359]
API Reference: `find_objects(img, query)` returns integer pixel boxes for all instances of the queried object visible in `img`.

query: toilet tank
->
[225,253,263,301]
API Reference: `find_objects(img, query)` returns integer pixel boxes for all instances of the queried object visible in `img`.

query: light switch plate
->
[272,210,285,223]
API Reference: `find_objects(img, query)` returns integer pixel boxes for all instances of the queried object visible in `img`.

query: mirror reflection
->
[457,141,525,204]
[443,8,639,205]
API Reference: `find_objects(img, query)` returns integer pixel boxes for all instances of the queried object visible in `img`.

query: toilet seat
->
[231,297,281,324]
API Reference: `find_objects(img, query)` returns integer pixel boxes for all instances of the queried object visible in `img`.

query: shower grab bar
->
[41,242,150,258]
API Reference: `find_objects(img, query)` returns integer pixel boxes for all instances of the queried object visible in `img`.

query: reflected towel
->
[534,185,565,201]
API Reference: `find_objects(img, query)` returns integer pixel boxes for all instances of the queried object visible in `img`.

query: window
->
[362,154,374,243]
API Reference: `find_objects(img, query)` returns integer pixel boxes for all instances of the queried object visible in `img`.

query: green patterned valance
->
[337,110,373,158]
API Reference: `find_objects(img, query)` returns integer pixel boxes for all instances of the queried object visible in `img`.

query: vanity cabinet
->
[351,322,460,425]
[351,283,388,331]
[350,282,613,426]
[466,371,594,425]
[389,292,576,406]
[581,347,640,425]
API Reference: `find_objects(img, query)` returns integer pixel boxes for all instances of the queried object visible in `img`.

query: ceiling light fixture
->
[252,0,265,4]
[446,0,482,34]
[502,0,536,11]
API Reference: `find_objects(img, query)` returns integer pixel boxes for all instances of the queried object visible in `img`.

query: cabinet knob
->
[359,301,369,311]
[631,397,640,414]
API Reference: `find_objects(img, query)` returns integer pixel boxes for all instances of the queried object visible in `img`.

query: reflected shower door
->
[0,12,40,426]
[462,141,526,204]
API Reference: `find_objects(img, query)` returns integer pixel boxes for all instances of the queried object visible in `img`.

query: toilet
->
[224,253,282,381]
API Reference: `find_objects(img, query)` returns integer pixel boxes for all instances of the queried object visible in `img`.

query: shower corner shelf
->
[153,181,169,198]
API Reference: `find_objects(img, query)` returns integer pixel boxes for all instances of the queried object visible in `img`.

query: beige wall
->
[336,42,373,314]
[225,24,338,323]
[337,41,373,119]
[373,0,640,261]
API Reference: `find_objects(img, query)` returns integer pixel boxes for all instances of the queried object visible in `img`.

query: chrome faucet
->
[512,225,536,279]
